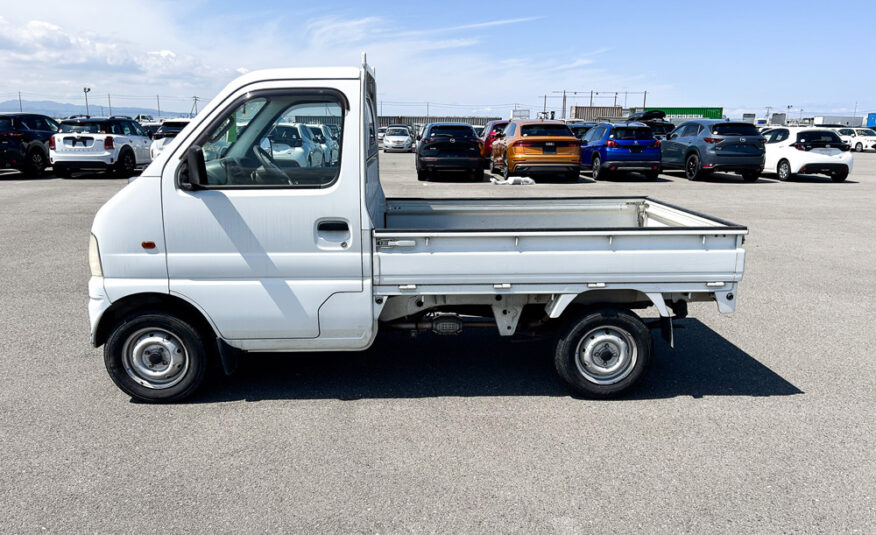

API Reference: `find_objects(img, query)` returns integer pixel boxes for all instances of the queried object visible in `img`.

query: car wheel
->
[565,169,580,182]
[104,312,209,402]
[502,155,511,180]
[645,170,659,180]
[741,170,760,182]
[113,149,136,178]
[777,159,793,181]
[831,170,849,182]
[684,154,702,180]
[474,168,485,182]
[25,149,46,178]
[417,169,429,182]
[591,155,602,180]
[554,309,652,398]
[855,143,863,152]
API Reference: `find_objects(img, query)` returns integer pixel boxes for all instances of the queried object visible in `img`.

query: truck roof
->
[231,67,362,86]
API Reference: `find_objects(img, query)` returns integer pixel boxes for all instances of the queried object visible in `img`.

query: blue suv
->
[580,122,661,180]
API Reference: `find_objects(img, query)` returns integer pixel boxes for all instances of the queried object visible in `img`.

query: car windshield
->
[490,123,507,134]
[157,122,188,135]
[59,122,108,133]
[386,128,408,136]
[429,125,476,138]
[611,127,653,140]
[269,125,302,143]
[712,123,759,136]
[797,131,841,144]
[520,124,573,137]
[650,123,674,134]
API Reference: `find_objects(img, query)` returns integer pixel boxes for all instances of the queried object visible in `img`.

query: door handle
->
[318,220,349,232]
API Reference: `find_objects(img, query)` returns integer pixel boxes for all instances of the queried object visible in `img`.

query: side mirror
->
[180,145,206,190]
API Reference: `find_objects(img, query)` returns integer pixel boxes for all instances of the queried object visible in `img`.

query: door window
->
[120,121,134,136]
[196,91,344,188]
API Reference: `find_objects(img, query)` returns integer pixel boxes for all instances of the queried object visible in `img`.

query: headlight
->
[89,234,103,277]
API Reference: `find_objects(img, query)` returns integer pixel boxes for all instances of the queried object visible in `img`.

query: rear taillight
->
[703,137,722,144]
[759,138,766,144]
[514,140,536,148]
[606,140,618,147]
[104,136,114,150]
[48,136,55,150]
[793,143,806,151]
[653,140,661,148]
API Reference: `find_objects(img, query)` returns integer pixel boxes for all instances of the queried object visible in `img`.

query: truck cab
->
[89,62,748,402]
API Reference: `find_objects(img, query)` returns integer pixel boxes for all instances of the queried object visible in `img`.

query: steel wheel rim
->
[122,327,189,390]
[32,152,44,167]
[574,325,638,385]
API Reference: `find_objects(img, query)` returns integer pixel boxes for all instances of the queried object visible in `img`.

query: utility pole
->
[18,91,22,112]
[83,87,91,117]
[765,106,772,120]
[156,95,161,120]
[589,90,594,107]
[107,94,112,116]
[426,102,429,120]
[643,90,647,109]
[189,96,201,117]
[613,92,618,107]
[853,101,857,118]
[543,94,547,115]
[561,90,567,119]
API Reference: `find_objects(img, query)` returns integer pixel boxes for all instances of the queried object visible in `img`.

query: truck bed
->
[373,197,747,291]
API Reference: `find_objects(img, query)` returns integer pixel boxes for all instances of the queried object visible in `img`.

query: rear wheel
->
[554,309,653,398]
[685,153,702,180]
[104,312,209,402]
[855,143,863,152]
[777,159,793,181]
[25,149,46,178]
[591,155,603,180]
[644,170,659,180]
[831,170,849,182]
[113,149,136,178]
[741,170,760,182]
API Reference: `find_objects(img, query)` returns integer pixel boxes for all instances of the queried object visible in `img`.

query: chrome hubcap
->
[575,326,637,385]
[123,328,188,389]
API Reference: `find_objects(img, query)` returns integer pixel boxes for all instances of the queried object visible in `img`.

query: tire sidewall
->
[592,156,601,179]
[554,309,652,398]
[685,154,699,180]
[104,313,208,402]
[26,149,46,177]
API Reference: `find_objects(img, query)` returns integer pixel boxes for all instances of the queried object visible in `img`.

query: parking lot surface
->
[1,155,874,533]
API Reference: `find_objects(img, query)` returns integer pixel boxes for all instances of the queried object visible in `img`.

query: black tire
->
[113,149,136,178]
[554,309,652,399]
[24,149,47,178]
[54,166,71,178]
[777,159,793,181]
[473,168,485,182]
[855,143,863,153]
[644,170,659,180]
[831,170,849,182]
[741,170,760,182]
[684,153,702,180]
[417,169,429,181]
[502,155,511,180]
[591,155,603,180]
[104,312,209,402]
[565,169,580,182]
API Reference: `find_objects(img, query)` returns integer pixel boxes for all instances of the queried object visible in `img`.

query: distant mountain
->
[0,99,191,119]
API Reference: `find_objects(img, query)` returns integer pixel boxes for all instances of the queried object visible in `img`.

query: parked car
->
[479,120,509,165]
[382,126,414,152]
[489,120,580,181]
[761,127,852,182]
[50,117,152,177]
[87,61,749,402]
[471,125,485,136]
[149,118,191,159]
[833,127,876,152]
[134,114,154,123]
[140,122,162,138]
[326,123,341,142]
[580,122,661,180]
[259,122,325,168]
[566,122,597,140]
[0,112,59,177]
[307,124,340,165]
[416,122,483,181]
[377,126,386,145]
[661,120,764,181]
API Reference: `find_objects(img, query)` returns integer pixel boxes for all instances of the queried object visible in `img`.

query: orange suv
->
[490,120,580,180]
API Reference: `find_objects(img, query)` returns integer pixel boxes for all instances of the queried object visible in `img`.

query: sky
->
[0,0,874,118]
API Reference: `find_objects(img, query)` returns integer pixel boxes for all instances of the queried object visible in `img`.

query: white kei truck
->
[88,60,748,402]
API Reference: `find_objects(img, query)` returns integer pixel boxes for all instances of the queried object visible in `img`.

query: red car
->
[479,120,509,165]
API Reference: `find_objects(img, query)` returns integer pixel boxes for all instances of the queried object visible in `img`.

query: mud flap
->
[217,338,241,375]
[660,316,674,348]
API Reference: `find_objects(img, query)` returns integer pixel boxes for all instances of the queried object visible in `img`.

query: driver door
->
[160,84,365,340]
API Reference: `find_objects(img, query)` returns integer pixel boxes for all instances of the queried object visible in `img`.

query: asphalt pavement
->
[0,154,873,533]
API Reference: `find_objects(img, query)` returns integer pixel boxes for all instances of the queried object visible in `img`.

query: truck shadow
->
[193,319,801,402]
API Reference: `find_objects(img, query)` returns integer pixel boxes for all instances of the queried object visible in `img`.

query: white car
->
[377,126,386,145]
[762,127,853,182]
[149,118,191,159]
[306,124,340,165]
[260,122,324,168]
[833,127,876,152]
[50,117,152,177]
[382,126,413,152]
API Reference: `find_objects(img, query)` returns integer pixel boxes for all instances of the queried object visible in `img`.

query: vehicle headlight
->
[89,234,103,277]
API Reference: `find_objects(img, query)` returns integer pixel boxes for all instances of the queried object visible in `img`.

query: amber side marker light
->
[141,241,156,250]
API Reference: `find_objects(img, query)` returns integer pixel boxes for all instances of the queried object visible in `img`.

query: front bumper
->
[88,276,111,346]
[384,144,412,152]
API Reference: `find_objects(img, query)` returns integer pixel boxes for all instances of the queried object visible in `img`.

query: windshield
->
[569,125,592,138]
[796,131,841,144]
[59,122,108,133]
[489,123,507,135]
[268,125,302,143]
[386,128,408,136]
[611,127,653,140]
[429,125,476,138]
[520,124,573,137]
[156,122,188,135]
[712,123,759,136]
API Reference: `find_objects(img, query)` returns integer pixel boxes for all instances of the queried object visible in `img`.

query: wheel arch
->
[547,289,667,320]
[94,292,218,348]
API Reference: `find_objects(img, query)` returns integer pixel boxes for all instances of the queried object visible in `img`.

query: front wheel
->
[104,313,209,402]
[554,309,652,398]
[777,159,793,181]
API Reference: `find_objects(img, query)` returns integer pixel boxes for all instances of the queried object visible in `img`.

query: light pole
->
[83,87,91,117]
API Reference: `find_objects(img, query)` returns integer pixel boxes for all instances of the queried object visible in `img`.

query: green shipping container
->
[630,107,723,119]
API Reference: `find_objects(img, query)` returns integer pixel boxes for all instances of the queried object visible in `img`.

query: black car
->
[0,113,60,177]
[415,123,483,181]
[628,110,675,140]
